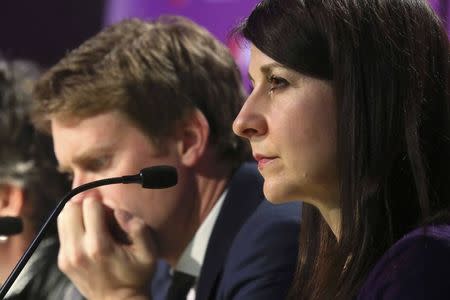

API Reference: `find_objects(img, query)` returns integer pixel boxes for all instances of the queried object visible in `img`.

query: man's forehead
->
[51,111,128,135]
[51,113,122,159]
[55,137,119,172]
[51,112,97,127]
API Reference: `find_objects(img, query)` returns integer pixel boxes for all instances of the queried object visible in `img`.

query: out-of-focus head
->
[0,58,69,231]
[33,17,248,168]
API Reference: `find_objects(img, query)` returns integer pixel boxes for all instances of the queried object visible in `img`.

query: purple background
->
[104,0,448,40]
[0,0,447,69]
[104,0,259,87]
[430,0,449,31]
[105,0,260,43]
[103,0,449,88]
[0,0,104,67]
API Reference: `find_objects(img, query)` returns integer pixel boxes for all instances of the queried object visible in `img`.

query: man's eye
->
[86,157,110,172]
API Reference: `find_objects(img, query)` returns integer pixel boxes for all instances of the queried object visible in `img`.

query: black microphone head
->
[140,165,177,189]
[0,217,23,236]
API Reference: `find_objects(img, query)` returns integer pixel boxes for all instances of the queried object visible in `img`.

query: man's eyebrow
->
[73,147,112,165]
[58,146,113,173]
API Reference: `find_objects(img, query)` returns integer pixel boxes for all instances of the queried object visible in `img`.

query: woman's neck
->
[318,204,341,239]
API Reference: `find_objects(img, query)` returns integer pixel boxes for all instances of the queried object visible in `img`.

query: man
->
[0,58,76,299]
[32,17,300,300]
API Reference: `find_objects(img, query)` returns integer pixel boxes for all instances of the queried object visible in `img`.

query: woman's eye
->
[268,75,288,92]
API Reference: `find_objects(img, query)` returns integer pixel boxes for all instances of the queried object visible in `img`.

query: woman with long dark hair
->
[233,0,450,299]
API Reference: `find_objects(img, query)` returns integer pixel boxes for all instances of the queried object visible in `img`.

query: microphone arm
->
[0,165,177,299]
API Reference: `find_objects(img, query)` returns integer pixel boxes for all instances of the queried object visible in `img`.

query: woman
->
[233,0,450,299]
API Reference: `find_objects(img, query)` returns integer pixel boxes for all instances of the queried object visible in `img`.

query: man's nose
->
[71,173,102,203]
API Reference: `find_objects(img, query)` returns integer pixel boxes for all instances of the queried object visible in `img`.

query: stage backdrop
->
[104,0,260,89]
[430,0,449,32]
[104,0,448,89]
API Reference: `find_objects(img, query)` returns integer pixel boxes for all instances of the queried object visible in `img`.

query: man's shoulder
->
[214,162,301,257]
[226,199,301,266]
[210,162,266,240]
[216,199,301,299]
[196,162,301,300]
[222,162,301,260]
[248,199,301,225]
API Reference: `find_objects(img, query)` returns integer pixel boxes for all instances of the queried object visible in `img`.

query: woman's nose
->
[233,97,267,140]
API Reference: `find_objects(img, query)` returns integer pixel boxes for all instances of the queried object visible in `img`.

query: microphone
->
[0,217,23,237]
[0,165,177,299]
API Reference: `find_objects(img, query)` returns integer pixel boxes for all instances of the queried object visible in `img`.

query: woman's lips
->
[254,155,277,170]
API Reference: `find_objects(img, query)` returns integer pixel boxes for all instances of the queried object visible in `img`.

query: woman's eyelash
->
[268,75,289,91]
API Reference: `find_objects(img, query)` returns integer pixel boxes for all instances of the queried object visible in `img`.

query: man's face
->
[52,110,196,255]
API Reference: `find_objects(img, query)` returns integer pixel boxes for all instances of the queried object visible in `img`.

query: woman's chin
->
[263,182,299,204]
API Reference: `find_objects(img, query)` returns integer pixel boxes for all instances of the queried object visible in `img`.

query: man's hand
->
[57,197,156,300]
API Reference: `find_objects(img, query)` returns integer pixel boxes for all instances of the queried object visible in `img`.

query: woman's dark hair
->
[238,0,450,298]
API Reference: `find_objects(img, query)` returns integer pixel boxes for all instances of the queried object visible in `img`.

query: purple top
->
[357,224,450,299]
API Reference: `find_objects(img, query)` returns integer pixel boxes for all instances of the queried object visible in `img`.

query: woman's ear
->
[177,108,210,167]
[0,184,25,216]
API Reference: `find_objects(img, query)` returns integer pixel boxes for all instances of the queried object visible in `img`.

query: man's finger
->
[127,216,157,266]
[57,201,86,269]
[82,197,113,258]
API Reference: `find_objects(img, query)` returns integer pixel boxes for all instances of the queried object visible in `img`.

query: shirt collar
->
[174,189,228,277]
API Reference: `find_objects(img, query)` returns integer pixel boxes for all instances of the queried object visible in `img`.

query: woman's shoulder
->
[403,224,450,242]
[357,224,450,300]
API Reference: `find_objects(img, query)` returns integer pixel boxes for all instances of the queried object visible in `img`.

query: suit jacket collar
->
[175,190,227,277]
[195,162,264,300]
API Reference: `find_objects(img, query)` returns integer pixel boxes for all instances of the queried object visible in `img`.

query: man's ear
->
[177,108,210,167]
[0,184,25,216]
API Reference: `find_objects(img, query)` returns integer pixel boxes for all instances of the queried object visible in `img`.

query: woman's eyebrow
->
[260,62,286,76]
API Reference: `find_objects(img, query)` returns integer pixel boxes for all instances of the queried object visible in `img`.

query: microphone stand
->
[0,166,176,299]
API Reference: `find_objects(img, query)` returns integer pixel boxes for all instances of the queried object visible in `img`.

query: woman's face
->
[233,45,339,205]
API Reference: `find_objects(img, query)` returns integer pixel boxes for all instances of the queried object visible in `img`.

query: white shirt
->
[173,189,228,299]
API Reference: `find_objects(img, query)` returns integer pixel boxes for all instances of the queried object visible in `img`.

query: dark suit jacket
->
[152,162,301,300]
[4,237,78,300]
